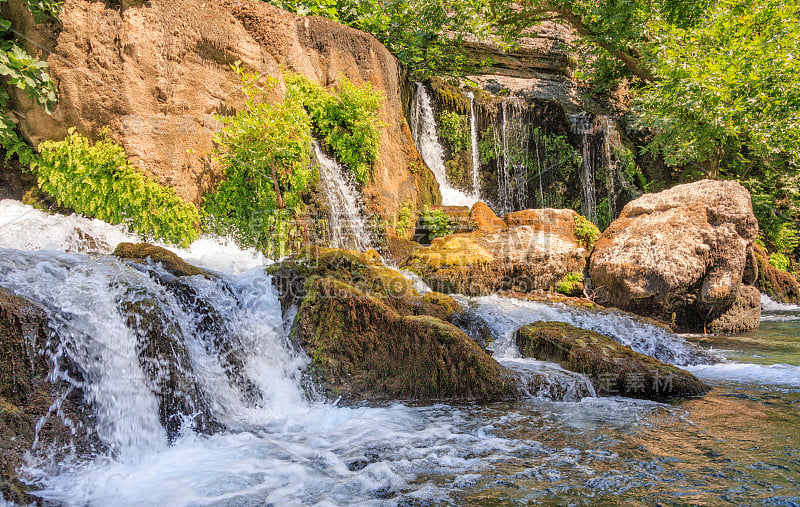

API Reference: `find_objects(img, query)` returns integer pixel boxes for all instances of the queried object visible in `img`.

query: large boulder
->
[515,321,709,399]
[268,246,516,402]
[5,0,438,217]
[0,288,98,503]
[294,278,515,402]
[402,205,590,295]
[589,180,760,333]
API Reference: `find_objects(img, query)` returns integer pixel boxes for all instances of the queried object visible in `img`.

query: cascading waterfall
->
[570,113,598,224]
[467,91,481,199]
[410,82,478,207]
[492,99,533,215]
[313,142,373,251]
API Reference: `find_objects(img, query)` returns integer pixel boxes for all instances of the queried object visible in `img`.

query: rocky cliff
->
[3,0,438,217]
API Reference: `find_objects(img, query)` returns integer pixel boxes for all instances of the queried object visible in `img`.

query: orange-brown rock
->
[403,207,589,295]
[469,201,506,233]
[5,0,438,217]
[589,179,760,333]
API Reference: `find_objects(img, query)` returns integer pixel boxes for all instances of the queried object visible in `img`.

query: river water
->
[1,200,799,505]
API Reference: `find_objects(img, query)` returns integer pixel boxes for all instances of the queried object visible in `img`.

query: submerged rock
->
[589,179,760,333]
[0,288,98,503]
[295,278,516,402]
[515,322,709,399]
[403,204,589,295]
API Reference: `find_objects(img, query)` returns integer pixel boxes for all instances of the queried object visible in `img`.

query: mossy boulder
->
[294,278,515,402]
[754,244,800,304]
[514,321,709,400]
[113,242,204,277]
[267,246,459,321]
[1,288,99,503]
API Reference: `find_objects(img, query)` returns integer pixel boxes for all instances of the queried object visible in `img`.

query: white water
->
[468,295,716,366]
[3,201,799,504]
[467,91,481,199]
[0,199,267,273]
[314,142,373,251]
[410,82,478,207]
[686,362,800,388]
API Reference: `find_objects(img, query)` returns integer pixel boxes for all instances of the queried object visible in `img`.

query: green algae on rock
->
[514,321,709,400]
[113,242,205,277]
[294,278,515,402]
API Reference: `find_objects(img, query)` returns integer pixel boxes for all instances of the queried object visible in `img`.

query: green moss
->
[113,242,204,277]
[555,272,585,297]
[515,321,709,399]
[573,214,601,250]
[294,277,514,402]
[428,77,469,114]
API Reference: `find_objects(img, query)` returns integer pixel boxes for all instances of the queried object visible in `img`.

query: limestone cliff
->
[3,0,439,217]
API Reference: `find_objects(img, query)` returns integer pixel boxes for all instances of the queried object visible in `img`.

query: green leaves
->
[35,129,201,246]
[285,71,382,186]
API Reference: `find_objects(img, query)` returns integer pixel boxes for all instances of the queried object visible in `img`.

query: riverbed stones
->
[588,179,760,333]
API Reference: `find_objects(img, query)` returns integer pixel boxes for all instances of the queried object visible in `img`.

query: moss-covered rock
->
[1,288,99,503]
[514,321,709,400]
[294,278,515,402]
[113,242,204,277]
[754,244,800,304]
[268,245,459,320]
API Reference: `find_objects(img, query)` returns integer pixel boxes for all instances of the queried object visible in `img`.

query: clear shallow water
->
[2,201,800,505]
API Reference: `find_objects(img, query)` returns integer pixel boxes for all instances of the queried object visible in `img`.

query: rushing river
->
[1,200,799,505]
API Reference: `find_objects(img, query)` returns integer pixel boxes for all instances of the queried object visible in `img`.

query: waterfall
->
[410,82,478,207]
[494,100,531,215]
[313,142,373,251]
[570,113,598,224]
[467,92,481,199]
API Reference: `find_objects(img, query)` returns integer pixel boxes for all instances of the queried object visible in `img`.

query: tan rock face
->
[6,0,434,216]
[403,204,587,295]
[589,179,760,332]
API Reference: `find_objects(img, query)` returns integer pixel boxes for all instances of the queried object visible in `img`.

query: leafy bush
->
[0,0,60,166]
[285,72,382,186]
[419,205,455,239]
[437,111,469,154]
[395,199,414,236]
[36,129,200,246]
[769,253,792,273]
[556,272,584,296]
[574,214,601,250]
[203,67,313,255]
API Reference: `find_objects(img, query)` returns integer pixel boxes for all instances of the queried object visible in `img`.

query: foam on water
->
[0,199,268,273]
[686,362,800,388]
[760,294,800,322]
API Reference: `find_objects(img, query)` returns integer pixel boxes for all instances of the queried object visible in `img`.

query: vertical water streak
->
[314,142,373,251]
[409,82,476,207]
[571,113,597,223]
[468,92,481,199]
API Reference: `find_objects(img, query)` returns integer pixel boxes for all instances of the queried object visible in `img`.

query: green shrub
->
[202,66,313,256]
[285,72,383,186]
[769,252,792,273]
[437,110,469,154]
[555,272,584,296]
[573,214,601,250]
[419,205,455,239]
[395,199,415,236]
[35,128,200,246]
